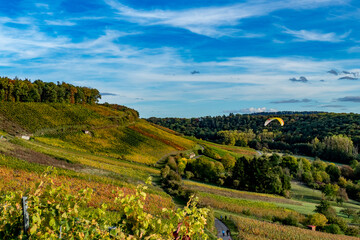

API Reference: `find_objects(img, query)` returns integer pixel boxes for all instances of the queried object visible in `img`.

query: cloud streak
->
[271,98,312,104]
[105,0,346,38]
[282,27,350,42]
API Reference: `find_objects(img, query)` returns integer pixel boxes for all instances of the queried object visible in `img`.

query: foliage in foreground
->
[0,169,213,240]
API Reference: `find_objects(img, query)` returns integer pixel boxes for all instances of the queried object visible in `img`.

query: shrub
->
[307,213,328,227]
[282,214,299,226]
[345,226,360,236]
[323,224,341,234]
[185,171,194,179]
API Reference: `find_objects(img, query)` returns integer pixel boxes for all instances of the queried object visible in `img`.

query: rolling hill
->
[1,101,360,239]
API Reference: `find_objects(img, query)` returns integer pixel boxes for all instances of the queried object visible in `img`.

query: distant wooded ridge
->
[0,76,101,104]
[147,112,360,164]
[247,111,326,115]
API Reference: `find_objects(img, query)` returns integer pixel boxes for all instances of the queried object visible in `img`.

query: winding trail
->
[215,218,232,240]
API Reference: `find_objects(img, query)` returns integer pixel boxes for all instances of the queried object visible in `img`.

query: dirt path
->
[215,218,232,240]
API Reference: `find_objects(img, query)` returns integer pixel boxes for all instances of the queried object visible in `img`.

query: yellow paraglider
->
[264,117,284,126]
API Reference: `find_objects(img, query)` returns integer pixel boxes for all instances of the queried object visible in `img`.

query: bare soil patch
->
[2,141,84,171]
[0,113,30,135]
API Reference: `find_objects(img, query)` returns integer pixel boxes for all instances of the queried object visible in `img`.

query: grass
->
[184,180,296,204]
[188,137,257,158]
[289,181,360,218]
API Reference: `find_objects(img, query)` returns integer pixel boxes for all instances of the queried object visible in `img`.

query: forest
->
[0,76,101,104]
[147,112,360,164]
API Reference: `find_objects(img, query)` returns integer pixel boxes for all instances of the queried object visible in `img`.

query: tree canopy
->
[0,76,101,104]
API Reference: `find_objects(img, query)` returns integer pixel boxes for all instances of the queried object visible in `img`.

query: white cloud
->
[45,20,76,26]
[282,27,350,42]
[0,17,33,25]
[105,0,346,38]
[241,107,278,113]
[0,12,359,116]
[35,3,49,9]
[348,46,360,53]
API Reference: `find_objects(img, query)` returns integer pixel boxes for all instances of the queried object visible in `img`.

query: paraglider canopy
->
[264,117,284,126]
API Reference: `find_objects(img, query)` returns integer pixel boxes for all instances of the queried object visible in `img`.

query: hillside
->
[0,102,217,239]
[0,102,195,165]
[2,102,360,239]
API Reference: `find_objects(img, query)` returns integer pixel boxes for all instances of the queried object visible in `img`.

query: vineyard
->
[232,215,359,240]
[0,168,211,239]
[197,192,304,221]
[37,122,195,165]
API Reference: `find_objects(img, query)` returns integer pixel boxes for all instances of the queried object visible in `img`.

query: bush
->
[185,171,194,179]
[282,214,299,226]
[323,224,342,234]
[345,226,360,236]
[332,217,348,232]
[307,213,328,227]
[217,178,224,186]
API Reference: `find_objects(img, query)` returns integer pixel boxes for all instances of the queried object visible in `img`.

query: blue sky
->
[0,0,360,117]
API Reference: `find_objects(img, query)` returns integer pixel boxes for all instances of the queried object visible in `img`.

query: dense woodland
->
[0,76,101,104]
[148,112,360,164]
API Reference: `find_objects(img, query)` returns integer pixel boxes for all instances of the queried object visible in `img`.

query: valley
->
[1,98,360,239]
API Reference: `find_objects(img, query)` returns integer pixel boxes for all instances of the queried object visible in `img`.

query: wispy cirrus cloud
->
[45,20,76,26]
[282,27,350,42]
[100,92,117,96]
[35,3,49,9]
[271,98,312,104]
[321,104,345,108]
[105,0,346,38]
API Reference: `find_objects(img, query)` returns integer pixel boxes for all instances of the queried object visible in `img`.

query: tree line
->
[161,151,291,197]
[147,112,360,163]
[0,76,101,104]
[161,148,360,205]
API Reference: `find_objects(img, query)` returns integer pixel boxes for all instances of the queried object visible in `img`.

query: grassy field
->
[184,180,296,204]
[289,181,360,217]
[188,137,257,158]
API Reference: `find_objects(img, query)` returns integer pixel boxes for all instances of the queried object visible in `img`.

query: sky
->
[0,0,360,118]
